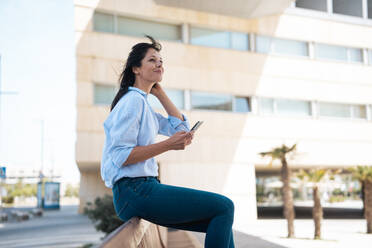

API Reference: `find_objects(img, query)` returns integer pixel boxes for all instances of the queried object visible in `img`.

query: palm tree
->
[349,165,372,234]
[259,144,297,238]
[297,169,328,239]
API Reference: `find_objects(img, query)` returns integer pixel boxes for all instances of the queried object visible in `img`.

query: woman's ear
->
[132,67,139,75]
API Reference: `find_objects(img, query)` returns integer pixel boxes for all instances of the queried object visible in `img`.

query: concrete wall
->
[79,170,111,213]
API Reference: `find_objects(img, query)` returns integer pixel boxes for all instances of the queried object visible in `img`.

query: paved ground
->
[193,219,372,248]
[1,205,372,248]
[0,205,104,248]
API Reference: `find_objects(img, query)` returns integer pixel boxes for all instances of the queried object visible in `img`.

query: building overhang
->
[154,0,295,19]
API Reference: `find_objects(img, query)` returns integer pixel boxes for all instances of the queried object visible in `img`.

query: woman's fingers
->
[167,131,194,150]
[189,131,194,139]
[185,138,192,146]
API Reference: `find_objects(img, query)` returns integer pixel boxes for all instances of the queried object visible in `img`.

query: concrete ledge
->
[167,230,203,248]
[95,217,167,248]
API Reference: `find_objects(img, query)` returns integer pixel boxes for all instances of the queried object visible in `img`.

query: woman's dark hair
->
[110,35,162,111]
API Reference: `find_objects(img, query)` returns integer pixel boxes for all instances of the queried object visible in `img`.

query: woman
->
[101,35,235,248]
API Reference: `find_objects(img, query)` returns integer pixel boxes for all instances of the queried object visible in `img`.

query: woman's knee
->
[224,196,235,216]
[216,195,234,217]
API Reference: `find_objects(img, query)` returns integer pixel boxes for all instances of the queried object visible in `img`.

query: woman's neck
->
[133,79,154,94]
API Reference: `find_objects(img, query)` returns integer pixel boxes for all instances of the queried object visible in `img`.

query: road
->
[0,205,104,248]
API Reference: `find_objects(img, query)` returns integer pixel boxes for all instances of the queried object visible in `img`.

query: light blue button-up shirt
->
[101,86,190,188]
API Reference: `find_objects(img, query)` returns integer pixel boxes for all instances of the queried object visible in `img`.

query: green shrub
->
[64,184,79,197]
[329,195,345,203]
[2,196,14,204]
[84,194,123,235]
[4,180,37,198]
[79,243,94,248]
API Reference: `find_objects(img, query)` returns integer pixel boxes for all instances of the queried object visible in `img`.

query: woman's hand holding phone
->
[190,121,203,132]
[166,131,193,150]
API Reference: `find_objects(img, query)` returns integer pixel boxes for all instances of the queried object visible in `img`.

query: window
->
[315,44,347,61]
[234,97,251,113]
[295,0,327,12]
[276,99,311,116]
[93,11,181,41]
[351,105,367,119]
[190,27,230,49]
[258,98,274,115]
[318,102,367,119]
[256,35,308,57]
[315,44,362,63]
[259,98,311,116]
[117,16,181,41]
[273,38,308,57]
[94,84,117,105]
[319,102,350,118]
[191,91,232,111]
[369,0,372,19]
[147,89,184,109]
[93,12,114,33]
[333,0,363,17]
[231,32,249,51]
[190,27,249,51]
[349,48,363,63]
[255,36,272,54]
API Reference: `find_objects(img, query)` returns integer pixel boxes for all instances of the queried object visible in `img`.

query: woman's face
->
[133,48,164,83]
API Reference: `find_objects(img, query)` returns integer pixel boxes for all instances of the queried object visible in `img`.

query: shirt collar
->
[128,86,148,98]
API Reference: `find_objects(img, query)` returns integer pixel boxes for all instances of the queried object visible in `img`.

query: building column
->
[181,23,190,44]
[78,167,111,213]
[222,163,257,229]
[327,0,333,14]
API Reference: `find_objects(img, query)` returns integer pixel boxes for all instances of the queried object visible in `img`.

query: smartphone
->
[190,121,204,132]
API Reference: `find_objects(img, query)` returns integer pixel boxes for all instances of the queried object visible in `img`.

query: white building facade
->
[75,0,372,228]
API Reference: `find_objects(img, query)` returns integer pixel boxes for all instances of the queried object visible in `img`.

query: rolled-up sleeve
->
[155,112,190,136]
[110,97,143,168]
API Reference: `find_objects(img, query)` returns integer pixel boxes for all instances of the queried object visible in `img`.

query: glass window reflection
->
[234,97,251,112]
[190,27,249,51]
[94,84,117,105]
[351,105,367,119]
[256,35,272,54]
[231,32,249,51]
[256,35,308,57]
[259,98,274,114]
[276,99,311,116]
[349,48,363,63]
[273,38,308,57]
[296,0,327,12]
[148,89,184,110]
[318,102,351,118]
[191,91,232,111]
[315,44,348,61]
[93,12,114,33]
[117,16,181,41]
[333,0,363,17]
[191,27,230,49]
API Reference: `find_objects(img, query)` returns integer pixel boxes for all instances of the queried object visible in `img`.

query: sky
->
[0,0,79,184]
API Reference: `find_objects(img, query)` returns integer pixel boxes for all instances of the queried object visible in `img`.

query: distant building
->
[75,0,372,227]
